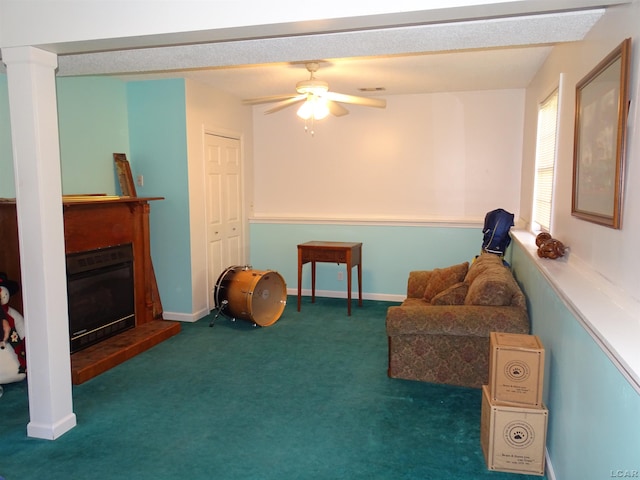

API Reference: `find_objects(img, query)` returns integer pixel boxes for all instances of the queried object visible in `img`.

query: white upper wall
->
[252,89,524,222]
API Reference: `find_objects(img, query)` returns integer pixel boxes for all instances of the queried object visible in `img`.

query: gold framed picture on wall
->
[571,38,631,229]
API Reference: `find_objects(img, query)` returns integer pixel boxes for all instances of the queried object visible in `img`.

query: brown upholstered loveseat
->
[386,252,529,388]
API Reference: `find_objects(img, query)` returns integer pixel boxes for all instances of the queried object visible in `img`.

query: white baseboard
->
[288,288,404,303]
[162,308,209,323]
[27,413,77,440]
[545,448,556,480]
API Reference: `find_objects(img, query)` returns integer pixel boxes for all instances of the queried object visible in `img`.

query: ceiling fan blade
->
[264,95,306,114]
[325,92,386,108]
[242,94,298,105]
[327,100,349,117]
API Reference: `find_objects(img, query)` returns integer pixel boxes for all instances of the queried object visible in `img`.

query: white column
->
[2,46,76,439]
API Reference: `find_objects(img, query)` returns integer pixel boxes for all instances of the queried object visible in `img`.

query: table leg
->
[311,261,316,303]
[357,262,363,307]
[297,252,303,312]
[347,263,352,316]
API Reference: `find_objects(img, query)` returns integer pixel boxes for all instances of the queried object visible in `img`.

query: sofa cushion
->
[465,264,517,306]
[407,271,434,299]
[431,282,469,305]
[422,262,469,302]
[464,252,503,284]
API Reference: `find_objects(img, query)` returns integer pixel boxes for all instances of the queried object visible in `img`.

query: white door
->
[204,133,243,309]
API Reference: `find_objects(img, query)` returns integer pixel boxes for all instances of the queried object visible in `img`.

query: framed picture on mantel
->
[571,38,631,229]
[113,153,137,197]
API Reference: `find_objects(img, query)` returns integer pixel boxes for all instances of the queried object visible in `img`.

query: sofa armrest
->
[407,270,434,299]
[386,304,529,337]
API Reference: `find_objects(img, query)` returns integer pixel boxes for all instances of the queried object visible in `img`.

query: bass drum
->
[214,266,287,327]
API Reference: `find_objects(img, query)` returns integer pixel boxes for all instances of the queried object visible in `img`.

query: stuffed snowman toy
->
[0,272,27,384]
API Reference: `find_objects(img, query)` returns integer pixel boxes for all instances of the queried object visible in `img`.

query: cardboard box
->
[489,332,545,407]
[481,385,548,476]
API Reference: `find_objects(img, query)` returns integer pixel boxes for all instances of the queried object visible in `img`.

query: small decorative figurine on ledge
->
[536,232,567,260]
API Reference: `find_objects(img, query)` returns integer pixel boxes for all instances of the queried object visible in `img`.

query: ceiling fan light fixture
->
[297,96,329,120]
[243,61,385,128]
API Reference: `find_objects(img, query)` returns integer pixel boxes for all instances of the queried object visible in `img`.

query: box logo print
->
[504,360,531,382]
[503,420,536,449]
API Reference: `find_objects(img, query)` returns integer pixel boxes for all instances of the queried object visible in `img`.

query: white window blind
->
[532,88,559,231]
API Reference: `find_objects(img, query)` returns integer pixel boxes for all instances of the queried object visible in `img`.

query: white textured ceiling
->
[70,9,603,98]
[1,5,610,98]
[110,47,553,99]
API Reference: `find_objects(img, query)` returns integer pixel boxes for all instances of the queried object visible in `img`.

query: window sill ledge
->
[511,229,640,394]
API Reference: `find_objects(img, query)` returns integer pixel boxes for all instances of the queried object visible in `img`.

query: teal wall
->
[1,74,129,197]
[249,222,483,296]
[56,76,130,195]
[511,243,640,479]
[126,79,192,314]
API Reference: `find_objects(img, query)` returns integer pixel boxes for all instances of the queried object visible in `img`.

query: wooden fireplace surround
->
[0,196,181,384]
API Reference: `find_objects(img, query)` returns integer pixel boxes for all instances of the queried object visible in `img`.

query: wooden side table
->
[297,241,363,315]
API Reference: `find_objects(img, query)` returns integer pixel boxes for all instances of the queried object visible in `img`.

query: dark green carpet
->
[0,297,545,479]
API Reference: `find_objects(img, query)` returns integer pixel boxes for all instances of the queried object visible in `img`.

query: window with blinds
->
[532,88,559,232]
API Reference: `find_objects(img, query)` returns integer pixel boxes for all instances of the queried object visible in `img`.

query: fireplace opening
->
[67,243,135,353]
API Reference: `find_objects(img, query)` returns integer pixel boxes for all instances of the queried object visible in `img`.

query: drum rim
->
[248,271,287,326]
[213,265,247,310]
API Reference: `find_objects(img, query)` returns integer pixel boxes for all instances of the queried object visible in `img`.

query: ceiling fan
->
[242,62,387,119]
